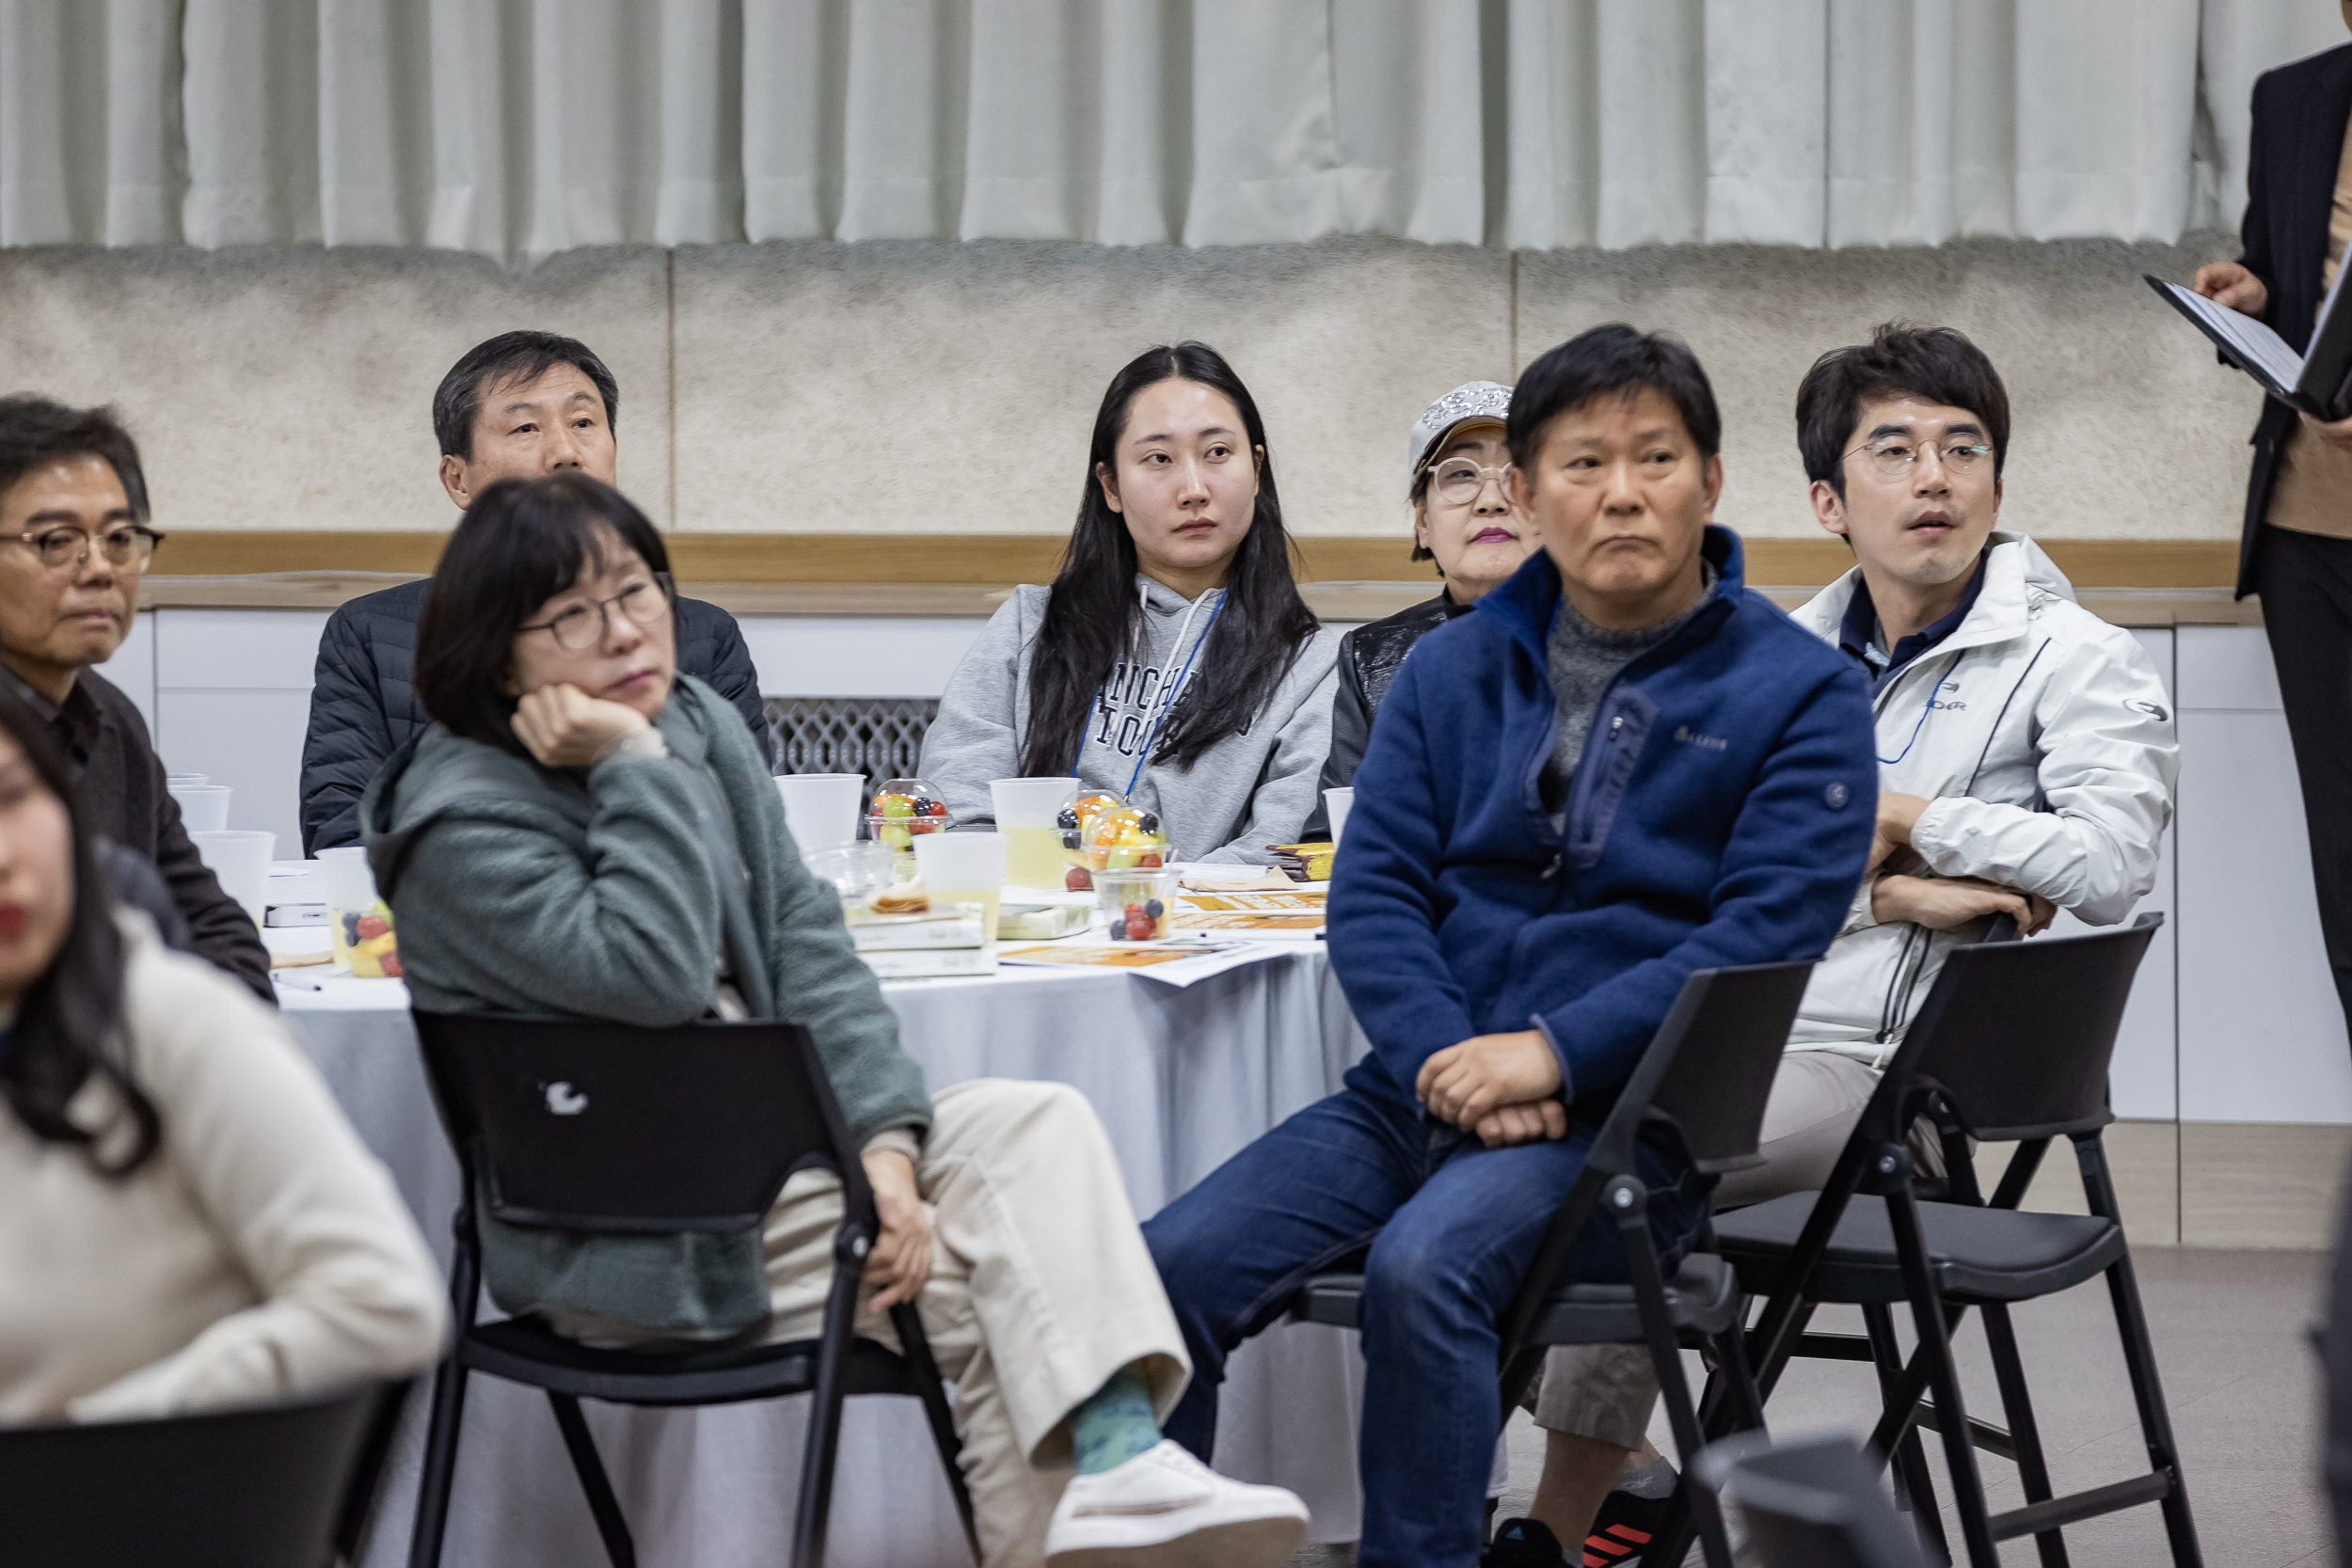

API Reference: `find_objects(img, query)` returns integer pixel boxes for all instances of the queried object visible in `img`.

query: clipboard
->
[2149,269,2352,421]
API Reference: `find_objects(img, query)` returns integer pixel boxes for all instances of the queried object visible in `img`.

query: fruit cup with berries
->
[1055,787,1132,892]
[866,778,952,877]
[1093,866,1180,941]
[331,900,402,979]
[1084,805,1168,875]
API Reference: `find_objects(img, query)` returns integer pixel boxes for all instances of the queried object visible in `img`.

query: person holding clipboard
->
[2193,16,2352,1047]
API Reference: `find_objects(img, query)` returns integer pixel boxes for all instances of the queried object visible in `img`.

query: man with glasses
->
[0,395,270,1000]
[297,330,764,854]
[1497,324,2175,1568]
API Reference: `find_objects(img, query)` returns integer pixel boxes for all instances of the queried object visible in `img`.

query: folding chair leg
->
[794,1247,866,1568]
[892,1302,981,1563]
[547,1393,636,1568]
[406,1355,469,1568]
[1981,1302,2070,1568]
[1614,1192,1736,1568]
[1887,1192,1999,1568]
[1864,1302,1949,1564]
[2100,1248,2205,1566]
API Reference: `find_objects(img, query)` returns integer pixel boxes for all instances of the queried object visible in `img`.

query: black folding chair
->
[0,1378,410,1568]
[1705,915,2201,1568]
[1287,959,1818,1568]
[1692,1431,1929,1568]
[406,1012,977,1568]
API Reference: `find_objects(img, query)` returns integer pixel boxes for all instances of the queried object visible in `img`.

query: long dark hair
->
[1018,342,1319,775]
[0,688,147,1176]
[414,474,674,756]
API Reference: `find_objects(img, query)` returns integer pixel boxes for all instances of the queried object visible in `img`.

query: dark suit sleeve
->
[151,768,275,1004]
[2242,71,2278,310]
[300,604,394,856]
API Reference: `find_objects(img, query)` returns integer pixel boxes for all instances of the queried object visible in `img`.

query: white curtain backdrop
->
[0,0,2340,258]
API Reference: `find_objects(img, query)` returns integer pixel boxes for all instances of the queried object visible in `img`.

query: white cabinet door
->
[151,610,330,858]
[2175,627,2352,1124]
[2050,629,2176,1119]
[738,617,991,699]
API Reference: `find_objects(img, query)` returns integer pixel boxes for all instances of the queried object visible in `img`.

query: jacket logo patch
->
[2127,698,2169,721]
[544,1082,589,1116]
[1825,783,1851,809]
[1672,725,1728,752]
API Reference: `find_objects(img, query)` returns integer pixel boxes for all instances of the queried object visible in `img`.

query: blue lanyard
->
[1877,652,1962,766]
[1073,592,1227,791]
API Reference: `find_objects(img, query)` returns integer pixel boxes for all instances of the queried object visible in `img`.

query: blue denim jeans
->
[1141,1086,1713,1568]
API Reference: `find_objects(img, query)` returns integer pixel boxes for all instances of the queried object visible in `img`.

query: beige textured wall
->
[0,231,2249,543]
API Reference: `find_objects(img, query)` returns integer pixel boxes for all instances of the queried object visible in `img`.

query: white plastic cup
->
[912,832,1008,940]
[773,773,866,850]
[165,772,209,788]
[1324,787,1356,847]
[990,777,1075,888]
[193,830,275,923]
[318,845,377,911]
[169,784,231,834]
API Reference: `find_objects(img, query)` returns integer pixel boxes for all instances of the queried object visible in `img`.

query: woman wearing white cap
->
[1307,382,1537,832]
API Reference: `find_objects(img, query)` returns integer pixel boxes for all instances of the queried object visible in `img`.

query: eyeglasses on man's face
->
[1429,457,1512,507]
[1847,436,1994,480]
[9,523,165,574]
[519,573,675,652]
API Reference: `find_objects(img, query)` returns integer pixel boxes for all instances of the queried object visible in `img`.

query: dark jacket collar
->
[1476,524,1745,665]
[1836,549,1989,693]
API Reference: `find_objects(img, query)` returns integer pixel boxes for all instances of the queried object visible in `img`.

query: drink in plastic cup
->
[170,784,231,833]
[1324,787,1356,848]
[192,831,273,925]
[774,773,866,850]
[319,845,400,976]
[912,832,1007,942]
[990,777,1075,888]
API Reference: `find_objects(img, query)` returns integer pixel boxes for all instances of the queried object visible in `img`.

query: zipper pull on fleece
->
[1543,853,1563,880]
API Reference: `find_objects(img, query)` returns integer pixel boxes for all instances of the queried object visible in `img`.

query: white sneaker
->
[1044,1439,1310,1568]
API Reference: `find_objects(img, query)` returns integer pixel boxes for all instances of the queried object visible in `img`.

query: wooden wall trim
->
[145,531,2243,590]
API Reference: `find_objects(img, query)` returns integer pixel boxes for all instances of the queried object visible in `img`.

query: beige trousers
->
[1531,1052,1883,1446]
[759,1079,1190,1567]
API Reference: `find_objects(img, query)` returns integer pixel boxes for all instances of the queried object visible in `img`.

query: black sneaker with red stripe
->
[1580,1487,1668,1566]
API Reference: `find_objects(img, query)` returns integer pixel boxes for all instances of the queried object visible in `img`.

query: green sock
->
[1071,1364,1161,1476]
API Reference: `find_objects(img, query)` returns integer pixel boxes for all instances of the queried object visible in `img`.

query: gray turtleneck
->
[1539,567,1715,823]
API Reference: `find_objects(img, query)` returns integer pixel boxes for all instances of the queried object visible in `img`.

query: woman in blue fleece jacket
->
[1143,325,1878,1568]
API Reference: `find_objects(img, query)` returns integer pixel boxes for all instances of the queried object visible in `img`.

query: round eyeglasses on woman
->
[1848,436,1994,479]
[11,523,166,574]
[1429,457,1512,507]
[518,573,675,652]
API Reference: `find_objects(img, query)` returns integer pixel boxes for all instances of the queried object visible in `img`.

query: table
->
[276,937,1381,1567]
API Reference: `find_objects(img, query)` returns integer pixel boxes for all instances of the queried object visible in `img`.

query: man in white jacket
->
[1489,324,2177,1568]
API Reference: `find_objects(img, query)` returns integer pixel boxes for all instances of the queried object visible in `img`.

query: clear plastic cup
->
[1095,866,1182,941]
[319,845,399,977]
[1324,787,1356,847]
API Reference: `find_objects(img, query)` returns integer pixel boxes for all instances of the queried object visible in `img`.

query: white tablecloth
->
[279,946,1377,1568]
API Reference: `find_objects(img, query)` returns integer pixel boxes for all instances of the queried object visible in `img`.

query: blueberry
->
[1056,806,1079,829]
[1145,898,1164,917]
[1137,812,1160,833]
[341,911,360,943]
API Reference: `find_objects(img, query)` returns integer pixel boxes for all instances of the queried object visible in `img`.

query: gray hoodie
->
[920,576,1343,863]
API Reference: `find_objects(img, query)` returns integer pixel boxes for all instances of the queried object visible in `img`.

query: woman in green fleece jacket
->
[358,475,1307,1568]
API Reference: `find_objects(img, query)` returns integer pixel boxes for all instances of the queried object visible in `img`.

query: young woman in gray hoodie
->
[920,343,1342,864]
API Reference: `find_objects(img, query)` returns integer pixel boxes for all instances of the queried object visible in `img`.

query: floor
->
[1287,1247,2332,1566]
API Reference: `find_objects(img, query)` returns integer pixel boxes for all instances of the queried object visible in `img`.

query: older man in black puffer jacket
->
[299,331,766,854]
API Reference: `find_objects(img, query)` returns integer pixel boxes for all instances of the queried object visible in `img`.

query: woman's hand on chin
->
[511,683,652,768]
